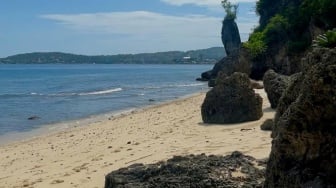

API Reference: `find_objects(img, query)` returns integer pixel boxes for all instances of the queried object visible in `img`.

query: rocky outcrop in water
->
[263,69,290,109]
[222,18,241,56]
[105,151,266,188]
[264,48,336,187]
[201,72,263,124]
[200,47,251,82]
[27,116,40,120]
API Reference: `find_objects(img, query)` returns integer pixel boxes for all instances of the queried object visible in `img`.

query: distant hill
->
[0,47,225,64]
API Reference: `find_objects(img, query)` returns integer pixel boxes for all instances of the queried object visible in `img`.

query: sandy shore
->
[0,89,274,188]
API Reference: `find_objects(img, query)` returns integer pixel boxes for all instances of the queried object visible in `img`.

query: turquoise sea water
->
[0,64,211,135]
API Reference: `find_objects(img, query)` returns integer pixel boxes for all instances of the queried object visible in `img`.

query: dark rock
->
[263,69,290,109]
[208,79,216,87]
[264,48,336,188]
[200,48,251,82]
[201,70,213,80]
[222,18,241,56]
[201,72,263,124]
[105,151,266,188]
[196,77,208,81]
[27,116,40,120]
[260,119,273,131]
[148,99,155,102]
[274,72,304,126]
[250,58,269,80]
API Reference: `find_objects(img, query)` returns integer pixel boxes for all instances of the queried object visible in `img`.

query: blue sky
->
[0,0,258,57]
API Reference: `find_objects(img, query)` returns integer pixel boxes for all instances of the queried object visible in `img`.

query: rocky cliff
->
[264,48,336,187]
[246,0,336,79]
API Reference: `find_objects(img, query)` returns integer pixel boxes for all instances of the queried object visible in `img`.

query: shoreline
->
[0,89,274,188]
[0,91,207,146]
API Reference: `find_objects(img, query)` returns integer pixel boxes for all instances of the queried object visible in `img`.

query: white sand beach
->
[0,89,274,188]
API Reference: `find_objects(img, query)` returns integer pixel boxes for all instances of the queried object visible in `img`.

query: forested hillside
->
[0,47,225,64]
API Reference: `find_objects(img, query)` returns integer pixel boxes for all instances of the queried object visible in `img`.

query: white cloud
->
[161,0,257,7]
[41,11,220,38]
[40,11,256,54]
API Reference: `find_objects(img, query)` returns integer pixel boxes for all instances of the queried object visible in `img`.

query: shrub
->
[263,15,289,44]
[243,32,267,58]
[221,0,238,20]
[313,29,336,48]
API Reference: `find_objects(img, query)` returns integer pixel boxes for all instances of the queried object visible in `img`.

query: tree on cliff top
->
[222,0,238,20]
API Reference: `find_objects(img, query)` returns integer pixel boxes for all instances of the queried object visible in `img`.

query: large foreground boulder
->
[263,69,290,108]
[201,72,263,124]
[105,151,266,188]
[264,48,336,187]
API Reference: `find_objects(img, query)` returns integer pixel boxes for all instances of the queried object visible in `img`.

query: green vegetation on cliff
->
[313,29,336,48]
[245,0,336,58]
[242,0,336,78]
[0,47,225,64]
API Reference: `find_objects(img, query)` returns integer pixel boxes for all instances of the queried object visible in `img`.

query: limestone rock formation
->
[105,151,266,188]
[263,69,290,108]
[222,18,241,56]
[201,72,263,124]
[200,47,251,82]
[199,16,248,83]
[264,48,336,187]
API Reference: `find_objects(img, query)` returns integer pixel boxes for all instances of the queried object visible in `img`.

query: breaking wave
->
[79,88,123,96]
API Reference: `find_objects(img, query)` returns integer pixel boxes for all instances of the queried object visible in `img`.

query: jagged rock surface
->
[263,69,290,108]
[201,72,263,124]
[264,48,336,187]
[222,18,241,56]
[105,151,266,188]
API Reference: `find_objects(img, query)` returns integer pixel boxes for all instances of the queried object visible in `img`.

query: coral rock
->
[201,72,263,124]
[263,69,290,108]
[264,48,336,187]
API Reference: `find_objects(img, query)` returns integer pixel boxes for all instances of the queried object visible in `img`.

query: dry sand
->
[0,89,275,188]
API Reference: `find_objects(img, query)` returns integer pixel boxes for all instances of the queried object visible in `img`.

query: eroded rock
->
[263,69,290,108]
[201,72,263,124]
[264,48,336,187]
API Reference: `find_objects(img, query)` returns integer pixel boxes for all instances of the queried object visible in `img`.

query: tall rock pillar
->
[221,18,241,56]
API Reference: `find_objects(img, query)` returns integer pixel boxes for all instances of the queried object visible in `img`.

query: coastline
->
[0,89,274,188]
[0,91,207,146]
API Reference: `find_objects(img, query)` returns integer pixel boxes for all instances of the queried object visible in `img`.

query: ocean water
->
[0,64,211,136]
